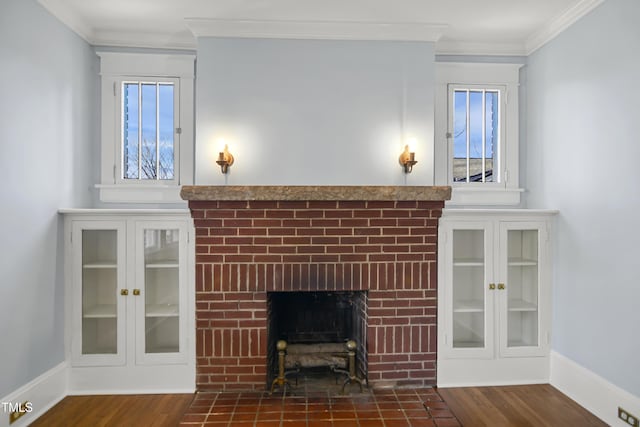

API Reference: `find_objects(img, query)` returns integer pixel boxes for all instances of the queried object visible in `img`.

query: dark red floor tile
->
[332,410,357,420]
[384,419,411,427]
[207,413,233,423]
[254,422,281,427]
[256,411,282,421]
[359,420,385,427]
[379,409,405,419]
[281,420,308,426]
[404,409,430,418]
[356,410,381,419]
[333,421,358,427]
[230,412,257,422]
[307,421,332,427]
[376,402,402,410]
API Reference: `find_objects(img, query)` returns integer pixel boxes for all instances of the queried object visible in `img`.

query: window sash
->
[448,84,505,187]
[117,77,179,185]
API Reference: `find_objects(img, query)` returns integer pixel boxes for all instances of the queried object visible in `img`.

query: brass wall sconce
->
[216,144,234,174]
[399,144,417,173]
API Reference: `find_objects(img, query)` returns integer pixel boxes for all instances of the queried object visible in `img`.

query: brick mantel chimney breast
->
[181,186,451,391]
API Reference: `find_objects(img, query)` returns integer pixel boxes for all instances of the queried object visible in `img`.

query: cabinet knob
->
[498,283,506,290]
[120,289,129,296]
[489,283,496,290]
[133,289,141,296]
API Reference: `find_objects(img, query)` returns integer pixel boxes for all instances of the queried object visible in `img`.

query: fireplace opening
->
[267,291,368,392]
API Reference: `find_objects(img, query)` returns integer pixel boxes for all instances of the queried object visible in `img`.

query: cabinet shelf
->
[83,304,117,318]
[508,257,538,266]
[453,299,484,313]
[453,258,484,267]
[508,299,538,312]
[83,263,117,269]
[145,304,179,317]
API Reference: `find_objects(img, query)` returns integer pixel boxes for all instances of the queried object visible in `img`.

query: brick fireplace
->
[181,186,451,391]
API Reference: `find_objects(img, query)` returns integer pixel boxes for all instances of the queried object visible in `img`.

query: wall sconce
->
[216,144,234,174]
[399,144,417,173]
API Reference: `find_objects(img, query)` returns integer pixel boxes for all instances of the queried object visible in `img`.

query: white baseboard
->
[0,362,68,427]
[550,351,640,426]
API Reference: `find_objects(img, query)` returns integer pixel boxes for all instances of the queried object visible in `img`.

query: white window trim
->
[97,52,195,203]
[435,62,523,206]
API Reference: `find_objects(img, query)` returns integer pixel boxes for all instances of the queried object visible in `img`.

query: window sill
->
[446,187,524,207]
[96,184,185,204]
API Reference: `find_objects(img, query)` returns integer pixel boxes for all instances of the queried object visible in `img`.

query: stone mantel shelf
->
[180,185,451,202]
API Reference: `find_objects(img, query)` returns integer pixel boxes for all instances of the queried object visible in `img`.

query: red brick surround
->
[186,192,447,391]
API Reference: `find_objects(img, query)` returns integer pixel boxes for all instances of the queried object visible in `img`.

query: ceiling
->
[37,0,605,55]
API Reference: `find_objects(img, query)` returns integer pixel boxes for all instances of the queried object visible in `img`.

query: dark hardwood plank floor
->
[438,384,607,427]
[30,394,194,427]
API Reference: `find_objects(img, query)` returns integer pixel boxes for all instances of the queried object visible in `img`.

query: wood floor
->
[30,393,194,427]
[438,385,607,427]
[30,385,606,426]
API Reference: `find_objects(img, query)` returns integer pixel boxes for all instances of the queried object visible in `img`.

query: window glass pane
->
[123,83,139,179]
[141,83,157,179]
[452,88,501,184]
[485,91,498,183]
[158,84,174,180]
[469,91,484,181]
[453,90,468,182]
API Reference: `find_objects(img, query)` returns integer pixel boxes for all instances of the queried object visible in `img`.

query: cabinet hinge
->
[70,232,73,243]
[445,132,452,139]
[113,165,116,181]
[113,82,116,97]
[176,127,182,135]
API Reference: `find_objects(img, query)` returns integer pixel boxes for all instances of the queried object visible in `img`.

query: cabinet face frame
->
[440,220,495,359]
[70,220,127,367]
[134,220,189,365]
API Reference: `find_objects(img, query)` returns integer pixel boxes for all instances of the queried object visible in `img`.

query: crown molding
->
[526,0,607,55]
[185,19,447,42]
[37,0,95,43]
[435,40,526,56]
[92,29,197,51]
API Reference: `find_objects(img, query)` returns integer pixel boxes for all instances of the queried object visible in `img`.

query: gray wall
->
[0,0,98,397]
[195,38,435,186]
[525,0,640,395]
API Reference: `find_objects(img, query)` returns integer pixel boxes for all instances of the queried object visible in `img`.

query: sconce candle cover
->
[216,144,234,174]
[399,144,418,173]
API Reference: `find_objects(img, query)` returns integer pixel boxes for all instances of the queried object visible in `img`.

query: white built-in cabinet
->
[62,210,195,393]
[437,209,557,387]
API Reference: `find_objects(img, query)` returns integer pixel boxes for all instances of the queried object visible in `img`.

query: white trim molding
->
[550,351,640,426]
[96,52,195,204]
[0,362,67,427]
[526,0,607,55]
[185,19,447,42]
[434,62,524,207]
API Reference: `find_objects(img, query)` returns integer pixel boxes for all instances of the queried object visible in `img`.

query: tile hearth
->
[179,387,461,427]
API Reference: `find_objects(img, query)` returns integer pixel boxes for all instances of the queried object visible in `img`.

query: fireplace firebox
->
[267,291,368,387]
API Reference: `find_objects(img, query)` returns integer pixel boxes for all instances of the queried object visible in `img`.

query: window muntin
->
[451,86,501,184]
[122,80,176,181]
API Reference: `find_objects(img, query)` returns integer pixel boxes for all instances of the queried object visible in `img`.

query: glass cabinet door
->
[499,224,543,356]
[450,226,493,354]
[72,221,126,366]
[135,222,186,364]
[81,230,118,354]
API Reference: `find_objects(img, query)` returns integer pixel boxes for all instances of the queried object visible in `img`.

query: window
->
[435,63,523,206]
[450,85,502,184]
[97,53,195,203]
[121,80,177,182]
